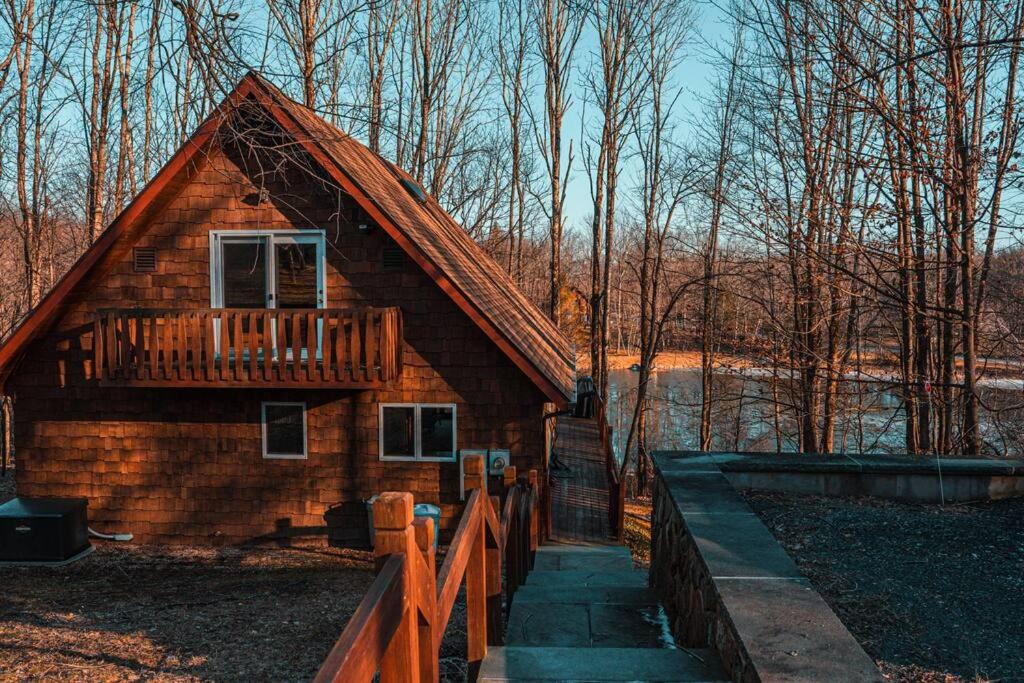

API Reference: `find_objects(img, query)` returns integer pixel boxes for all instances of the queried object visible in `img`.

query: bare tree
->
[621,0,696,491]
[699,29,742,452]
[584,0,646,402]
[531,0,585,323]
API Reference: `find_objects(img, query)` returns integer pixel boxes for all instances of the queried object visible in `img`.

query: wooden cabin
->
[0,73,575,545]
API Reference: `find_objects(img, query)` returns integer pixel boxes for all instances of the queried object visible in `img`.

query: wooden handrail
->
[93,306,403,387]
[585,377,625,541]
[435,489,484,635]
[315,455,540,682]
[313,554,406,682]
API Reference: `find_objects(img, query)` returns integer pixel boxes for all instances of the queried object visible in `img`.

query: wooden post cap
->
[412,516,434,551]
[464,454,484,475]
[373,492,414,530]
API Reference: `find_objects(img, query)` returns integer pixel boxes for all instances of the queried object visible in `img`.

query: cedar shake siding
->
[6,118,551,545]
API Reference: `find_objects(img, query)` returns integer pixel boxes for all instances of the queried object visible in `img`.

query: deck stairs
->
[478,541,728,682]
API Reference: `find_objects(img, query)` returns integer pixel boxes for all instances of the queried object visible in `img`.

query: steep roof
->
[0,72,575,404]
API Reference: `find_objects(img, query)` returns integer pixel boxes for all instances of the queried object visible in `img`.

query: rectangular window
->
[210,230,326,310]
[379,403,456,462]
[262,402,307,459]
[210,230,326,358]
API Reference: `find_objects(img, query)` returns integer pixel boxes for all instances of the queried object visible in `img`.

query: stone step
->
[533,548,634,572]
[537,542,632,556]
[505,600,674,648]
[478,646,728,682]
[512,584,658,605]
[523,570,646,588]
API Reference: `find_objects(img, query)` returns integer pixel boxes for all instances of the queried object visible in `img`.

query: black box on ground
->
[0,497,90,562]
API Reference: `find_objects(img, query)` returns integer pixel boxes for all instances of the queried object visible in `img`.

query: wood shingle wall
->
[8,133,547,544]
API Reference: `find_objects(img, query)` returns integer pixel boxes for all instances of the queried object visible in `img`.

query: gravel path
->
[742,491,1024,683]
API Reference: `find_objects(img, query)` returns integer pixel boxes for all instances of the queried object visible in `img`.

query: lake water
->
[605,367,1024,458]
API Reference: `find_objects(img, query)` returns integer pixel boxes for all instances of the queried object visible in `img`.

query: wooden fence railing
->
[93,307,402,387]
[315,454,539,682]
[593,387,625,541]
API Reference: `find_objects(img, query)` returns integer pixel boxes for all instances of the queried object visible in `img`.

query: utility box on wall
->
[488,450,510,475]
[0,497,90,563]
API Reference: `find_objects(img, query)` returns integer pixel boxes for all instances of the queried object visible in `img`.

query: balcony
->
[93,307,402,388]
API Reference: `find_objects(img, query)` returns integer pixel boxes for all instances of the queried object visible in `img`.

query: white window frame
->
[209,229,327,310]
[379,403,457,462]
[209,230,327,358]
[261,401,308,460]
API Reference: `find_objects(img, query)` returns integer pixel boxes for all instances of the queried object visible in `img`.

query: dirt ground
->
[622,491,1023,682]
[0,470,469,682]
[622,499,653,569]
[742,492,1024,683]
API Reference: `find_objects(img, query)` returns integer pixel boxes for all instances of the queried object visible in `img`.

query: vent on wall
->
[133,247,156,273]
[382,245,404,271]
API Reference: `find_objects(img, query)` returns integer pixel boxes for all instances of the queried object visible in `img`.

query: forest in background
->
[2,0,1024,470]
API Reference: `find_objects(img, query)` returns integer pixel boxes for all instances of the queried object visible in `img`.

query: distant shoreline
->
[598,351,754,372]
[591,351,1024,387]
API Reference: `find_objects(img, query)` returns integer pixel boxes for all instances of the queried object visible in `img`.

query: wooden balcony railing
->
[314,455,540,682]
[93,307,403,388]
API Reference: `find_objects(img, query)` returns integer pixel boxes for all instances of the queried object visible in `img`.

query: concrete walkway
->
[480,416,727,681]
[479,542,727,681]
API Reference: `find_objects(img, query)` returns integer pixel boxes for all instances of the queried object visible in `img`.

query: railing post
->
[463,454,488,677]
[502,465,517,505]
[372,492,420,683]
[464,453,486,494]
[412,517,438,683]
[516,475,530,587]
[528,469,539,568]
[487,492,503,646]
[617,478,626,542]
[503,466,520,597]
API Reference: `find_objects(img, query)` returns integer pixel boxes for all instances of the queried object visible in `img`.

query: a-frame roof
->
[0,72,575,404]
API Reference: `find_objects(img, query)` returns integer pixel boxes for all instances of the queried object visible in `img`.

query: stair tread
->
[537,542,632,555]
[479,646,728,682]
[524,570,647,588]
[534,550,634,572]
[505,600,674,648]
[512,584,658,605]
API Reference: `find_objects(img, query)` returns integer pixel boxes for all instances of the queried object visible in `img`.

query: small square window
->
[379,403,456,461]
[262,402,307,459]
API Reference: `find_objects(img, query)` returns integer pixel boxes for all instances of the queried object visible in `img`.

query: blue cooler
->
[413,503,441,550]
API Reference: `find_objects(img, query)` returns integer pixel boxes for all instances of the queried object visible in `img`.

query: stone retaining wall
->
[650,452,883,682]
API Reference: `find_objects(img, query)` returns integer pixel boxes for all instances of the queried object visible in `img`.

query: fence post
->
[373,492,420,683]
[412,518,438,683]
[463,454,488,676]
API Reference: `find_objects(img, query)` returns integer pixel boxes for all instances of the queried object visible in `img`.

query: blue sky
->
[560,1,729,233]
